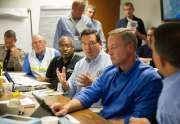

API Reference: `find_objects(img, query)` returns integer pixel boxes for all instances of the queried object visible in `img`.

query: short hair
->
[72,0,86,9]
[154,22,180,68]
[80,28,101,44]
[4,30,16,40]
[32,34,46,43]
[123,2,134,9]
[86,4,96,12]
[149,27,157,32]
[58,36,74,48]
[109,28,137,49]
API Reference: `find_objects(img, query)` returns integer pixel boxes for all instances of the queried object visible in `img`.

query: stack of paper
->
[20,97,35,108]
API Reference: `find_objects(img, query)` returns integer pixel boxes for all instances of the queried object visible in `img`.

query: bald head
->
[58,36,75,59]
[32,34,46,54]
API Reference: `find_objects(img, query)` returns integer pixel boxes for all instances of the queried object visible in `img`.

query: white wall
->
[0,0,72,34]
[0,0,40,34]
[40,0,72,7]
[120,0,162,30]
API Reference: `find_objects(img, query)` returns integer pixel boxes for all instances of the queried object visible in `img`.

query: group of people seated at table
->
[0,0,179,124]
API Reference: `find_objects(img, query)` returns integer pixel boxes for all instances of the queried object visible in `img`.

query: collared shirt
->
[74,59,162,124]
[157,71,180,124]
[46,53,82,89]
[91,19,106,50]
[53,14,93,50]
[116,16,146,48]
[36,50,46,62]
[66,50,112,97]
[0,45,25,71]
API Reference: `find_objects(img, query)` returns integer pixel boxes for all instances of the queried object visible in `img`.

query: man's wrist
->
[61,81,69,91]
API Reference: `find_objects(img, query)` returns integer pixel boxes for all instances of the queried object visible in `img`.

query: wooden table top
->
[0,94,111,124]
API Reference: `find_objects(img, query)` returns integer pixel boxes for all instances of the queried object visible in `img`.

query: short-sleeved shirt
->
[46,53,82,89]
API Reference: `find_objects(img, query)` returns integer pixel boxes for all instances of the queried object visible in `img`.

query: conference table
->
[0,94,111,124]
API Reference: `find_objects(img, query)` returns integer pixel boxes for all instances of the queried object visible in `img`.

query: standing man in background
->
[53,0,93,51]
[85,4,106,50]
[23,34,59,79]
[0,30,25,71]
[116,2,146,48]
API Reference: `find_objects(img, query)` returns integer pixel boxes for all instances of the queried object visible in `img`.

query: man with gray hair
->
[51,28,162,124]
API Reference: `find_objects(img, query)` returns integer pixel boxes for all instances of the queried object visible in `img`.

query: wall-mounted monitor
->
[160,0,180,21]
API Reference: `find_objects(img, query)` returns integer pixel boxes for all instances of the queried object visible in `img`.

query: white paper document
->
[20,97,35,107]
[8,72,49,87]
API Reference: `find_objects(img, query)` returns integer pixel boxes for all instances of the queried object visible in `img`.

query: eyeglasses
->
[81,41,98,47]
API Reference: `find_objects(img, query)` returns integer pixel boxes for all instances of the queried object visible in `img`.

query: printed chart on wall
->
[0,8,32,53]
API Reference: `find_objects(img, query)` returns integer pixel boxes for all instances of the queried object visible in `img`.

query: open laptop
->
[31,93,54,117]
[4,71,47,92]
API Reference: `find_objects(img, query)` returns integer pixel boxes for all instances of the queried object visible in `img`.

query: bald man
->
[23,34,59,79]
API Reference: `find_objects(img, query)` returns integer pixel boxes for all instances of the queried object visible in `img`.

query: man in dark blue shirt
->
[50,28,162,124]
[116,2,146,48]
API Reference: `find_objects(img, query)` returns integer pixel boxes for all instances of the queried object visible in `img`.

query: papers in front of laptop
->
[32,89,62,99]
[7,72,49,92]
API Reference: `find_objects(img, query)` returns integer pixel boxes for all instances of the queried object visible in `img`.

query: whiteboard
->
[39,6,71,48]
[0,8,32,53]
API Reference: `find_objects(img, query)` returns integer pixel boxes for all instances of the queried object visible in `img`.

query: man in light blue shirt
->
[85,4,106,50]
[53,0,93,51]
[57,29,111,98]
[129,23,180,124]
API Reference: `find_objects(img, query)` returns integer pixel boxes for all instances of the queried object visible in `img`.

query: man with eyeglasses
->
[56,29,111,98]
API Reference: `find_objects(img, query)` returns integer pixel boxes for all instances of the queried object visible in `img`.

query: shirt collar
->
[62,53,75,65]
[69,14,81,23]
[119,58,140,76]
[36,49,46,62]
[85,50,103,63]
